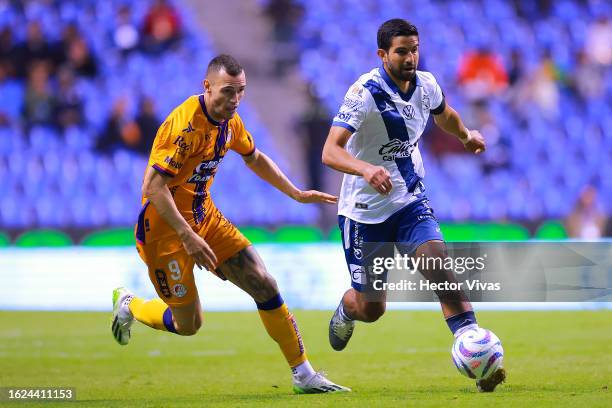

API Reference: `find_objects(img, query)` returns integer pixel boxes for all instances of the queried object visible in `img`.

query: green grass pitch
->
[0,310,610,407]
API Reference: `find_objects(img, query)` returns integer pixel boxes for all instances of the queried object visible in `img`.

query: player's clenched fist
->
[462,130,486,154]
[362,164,392,195]
[180,230,217,271]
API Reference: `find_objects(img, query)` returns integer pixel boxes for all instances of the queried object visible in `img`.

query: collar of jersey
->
[378,66,419,102]
[199,94,225,126]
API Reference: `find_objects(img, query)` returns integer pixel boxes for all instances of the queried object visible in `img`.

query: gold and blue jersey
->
[136,94,255,243]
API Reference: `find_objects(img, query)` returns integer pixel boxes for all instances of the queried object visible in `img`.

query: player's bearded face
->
[205,69,246,121]
[382,35,419,82]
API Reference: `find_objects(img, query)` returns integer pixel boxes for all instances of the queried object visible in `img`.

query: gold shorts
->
[136,205,250,306]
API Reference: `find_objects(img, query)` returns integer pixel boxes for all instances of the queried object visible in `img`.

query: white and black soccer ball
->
[451,327,504,380]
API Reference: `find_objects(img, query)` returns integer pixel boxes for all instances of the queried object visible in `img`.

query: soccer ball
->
[451,327,504,380]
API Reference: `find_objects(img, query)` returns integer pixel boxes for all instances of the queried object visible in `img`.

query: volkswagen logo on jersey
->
[402,104,415,119]
[379,139,416,161]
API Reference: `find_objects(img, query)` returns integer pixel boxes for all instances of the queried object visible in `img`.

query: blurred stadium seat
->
[0,0,316,233]
[295,0,611,223]
[0,0,609,242]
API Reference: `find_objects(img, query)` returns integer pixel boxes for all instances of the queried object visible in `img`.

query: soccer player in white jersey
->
[322,19,505,392]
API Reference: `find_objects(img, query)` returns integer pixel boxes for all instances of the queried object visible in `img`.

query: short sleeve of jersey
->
[427,73,446,115]
[332,82,372,133]
[230,113,256,156]
[149,113,191,178]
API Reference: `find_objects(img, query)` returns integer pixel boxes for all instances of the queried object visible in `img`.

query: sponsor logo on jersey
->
[352,223,363,248]
[164,156,183,170]
[173,136,192,155]
[155,269,172,298]
[402,104,415,119]
[379,138,416,161]
[337,112,352,121]
[354,248,363,260]
[422,95,430,110]
[186,158,223,183]
[349,264,364,284]
[342,97,363,111]
[182,121,195,133]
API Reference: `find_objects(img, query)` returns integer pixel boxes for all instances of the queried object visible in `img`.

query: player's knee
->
[174,316,202,336]
[176,324,200,336]
[251,272,279,303]
[194,313,203,331]
[361,302,386,322]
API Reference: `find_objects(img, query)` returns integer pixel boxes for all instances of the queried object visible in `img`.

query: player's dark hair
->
[207,54,243,76]
[377,19,419,51]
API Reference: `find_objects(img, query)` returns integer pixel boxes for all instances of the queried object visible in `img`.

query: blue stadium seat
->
[295,0,611,221]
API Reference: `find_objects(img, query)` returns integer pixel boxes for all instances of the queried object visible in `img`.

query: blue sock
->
[446,311,477,335]
[163,307,178,334]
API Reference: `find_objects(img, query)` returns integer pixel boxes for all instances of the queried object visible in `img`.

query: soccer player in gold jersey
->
[112,54,349,394]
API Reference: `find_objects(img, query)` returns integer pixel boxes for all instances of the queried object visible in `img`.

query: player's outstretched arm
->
[243,148,337,204]
[142,167,217,270]
[433,104,486,154]
[322,126,393,195]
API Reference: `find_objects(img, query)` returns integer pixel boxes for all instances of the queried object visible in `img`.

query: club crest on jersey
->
[172,283,187,298]
[379,139,416,161]
[350,84,364,96]
[173,136,192,155]
[225,129,232,146]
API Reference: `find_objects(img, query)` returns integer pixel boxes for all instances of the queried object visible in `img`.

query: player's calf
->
[169,302,203,336]
[343,288,386,322]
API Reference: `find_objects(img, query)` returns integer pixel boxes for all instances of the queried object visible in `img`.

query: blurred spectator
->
[507,49,525,87]
[97,97,154,156]
[22,61,56,129]
[527,49,563,119]
[509,49,564,119]
[15,21,56,78]
[142,0,182,54]
[565,186,608,239]
[584,16,612,67]
[0,61,21,126]
[112,5,140,56]
[296,87,330,191]
[0,27,18,78]
[264,0,303,76]
[457,47,508,101]
[55,66,84,129]
[571,50,605,102]
[54,23,81,67]
[134,96,159,155]
[65,37,98,78]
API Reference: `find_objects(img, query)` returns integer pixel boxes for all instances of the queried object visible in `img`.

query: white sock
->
[291,360,316,382]
[338,303,353,322]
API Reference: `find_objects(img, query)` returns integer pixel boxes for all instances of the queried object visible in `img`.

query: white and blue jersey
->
[332,66,446,224]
